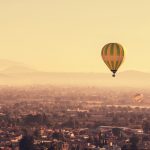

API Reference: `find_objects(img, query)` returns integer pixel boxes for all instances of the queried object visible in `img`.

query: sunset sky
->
[0,0,150,73]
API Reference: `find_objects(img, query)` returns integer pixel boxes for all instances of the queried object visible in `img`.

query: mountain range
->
[0,59,149,87]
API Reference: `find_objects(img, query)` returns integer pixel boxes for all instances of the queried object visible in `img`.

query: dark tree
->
[19,135,34,150]
[130,134,139,150]
[112,128,121,138]
[142,120,150,133]
[122,144,128,150]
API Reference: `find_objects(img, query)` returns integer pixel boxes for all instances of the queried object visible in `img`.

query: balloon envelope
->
[133,93,144,103]
[101,43,125,77]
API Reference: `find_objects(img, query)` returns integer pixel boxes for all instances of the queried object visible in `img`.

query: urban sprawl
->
[0,86,150,150]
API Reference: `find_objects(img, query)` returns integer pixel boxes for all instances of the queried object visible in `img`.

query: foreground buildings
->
[0,86,150,149]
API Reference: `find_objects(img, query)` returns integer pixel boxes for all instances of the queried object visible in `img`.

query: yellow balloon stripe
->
[104,60,111,70]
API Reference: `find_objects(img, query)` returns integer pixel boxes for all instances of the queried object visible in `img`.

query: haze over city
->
[0,1,150,150]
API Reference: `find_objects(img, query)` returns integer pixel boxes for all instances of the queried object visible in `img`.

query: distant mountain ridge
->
[0,59,149,87]
[0,59,37,73]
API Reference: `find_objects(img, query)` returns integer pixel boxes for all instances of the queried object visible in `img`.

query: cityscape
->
[1,0,150,149]
[0,85,150,150]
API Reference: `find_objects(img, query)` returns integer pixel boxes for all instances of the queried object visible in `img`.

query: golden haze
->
[0,0,150,72]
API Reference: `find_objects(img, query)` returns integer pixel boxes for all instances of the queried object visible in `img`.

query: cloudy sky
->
[0,0,150,72]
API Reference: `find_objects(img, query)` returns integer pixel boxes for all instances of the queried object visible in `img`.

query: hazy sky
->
[0,0,150,72]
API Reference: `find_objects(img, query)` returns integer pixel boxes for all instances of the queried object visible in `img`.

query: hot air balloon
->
[101,43,125,77]
[132,93,144,103]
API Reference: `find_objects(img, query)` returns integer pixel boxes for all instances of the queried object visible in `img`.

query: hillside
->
[0,60,149,87]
